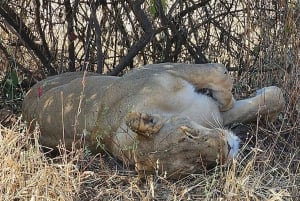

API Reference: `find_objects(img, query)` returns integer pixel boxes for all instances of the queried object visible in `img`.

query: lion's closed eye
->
[147,117,156,125]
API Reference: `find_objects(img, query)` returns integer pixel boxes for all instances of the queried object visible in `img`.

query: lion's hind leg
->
[166,63,234,111]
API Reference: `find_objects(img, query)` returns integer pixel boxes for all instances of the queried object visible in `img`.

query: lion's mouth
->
[225,131,240,158]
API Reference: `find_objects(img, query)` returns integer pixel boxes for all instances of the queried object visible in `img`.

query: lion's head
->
[125,112,240,178]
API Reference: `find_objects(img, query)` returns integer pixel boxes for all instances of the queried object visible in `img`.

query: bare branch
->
[91,2,104,74]
[0,41,40,81]
[0,2,56,75]
[108,0,154,75]
[34,0,52,60]
[64,0,76,71]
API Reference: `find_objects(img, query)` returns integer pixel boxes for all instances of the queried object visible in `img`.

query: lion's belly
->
[137,80,224,128]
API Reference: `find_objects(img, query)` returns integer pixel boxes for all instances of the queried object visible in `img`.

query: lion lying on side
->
[22,63,285,178]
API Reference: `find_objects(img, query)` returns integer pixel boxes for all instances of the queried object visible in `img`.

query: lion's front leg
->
[222,86,285,126]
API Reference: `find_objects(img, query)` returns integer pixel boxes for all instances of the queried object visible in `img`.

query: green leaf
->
[149,0,157,16]
[2,71,20,99]
[10,70,19,86]
[149,0,167,17]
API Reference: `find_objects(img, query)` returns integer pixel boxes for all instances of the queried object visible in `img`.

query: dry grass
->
[0,118,80,200]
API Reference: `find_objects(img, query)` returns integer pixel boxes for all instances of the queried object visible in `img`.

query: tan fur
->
[22,63,285,178]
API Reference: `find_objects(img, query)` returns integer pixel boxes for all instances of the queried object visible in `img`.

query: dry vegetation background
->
[0,0,299,200]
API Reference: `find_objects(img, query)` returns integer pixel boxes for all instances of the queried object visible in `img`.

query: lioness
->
[22,63,285,178]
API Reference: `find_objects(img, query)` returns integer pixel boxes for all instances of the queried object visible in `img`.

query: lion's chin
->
[225,131,240,159]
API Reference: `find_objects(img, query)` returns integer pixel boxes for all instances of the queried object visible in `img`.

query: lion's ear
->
[125,112,164,137]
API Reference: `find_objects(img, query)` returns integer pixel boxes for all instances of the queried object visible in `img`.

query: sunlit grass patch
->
[0,119,80,200]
